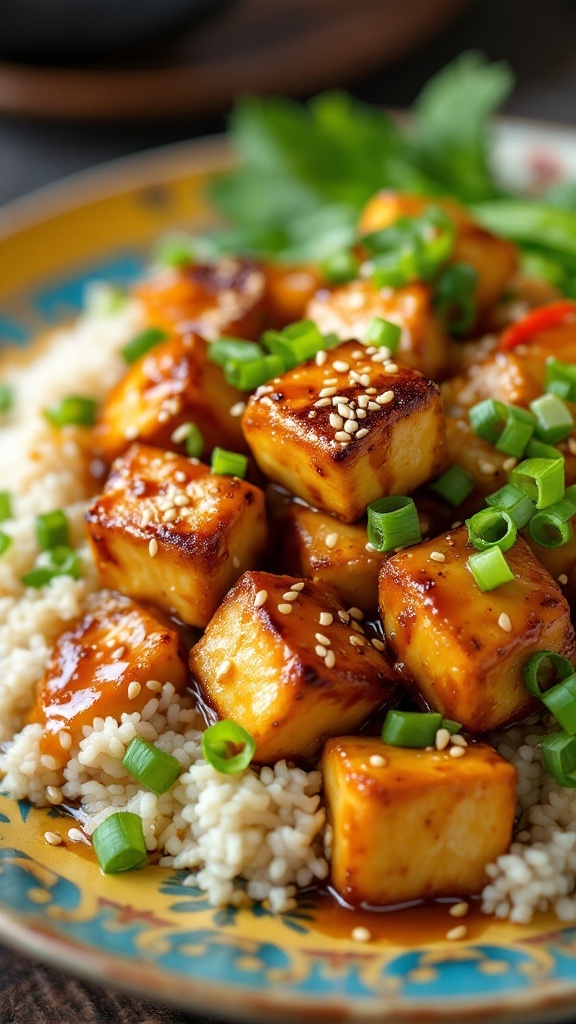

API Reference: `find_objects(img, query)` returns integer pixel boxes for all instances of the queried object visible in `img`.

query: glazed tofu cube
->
[359,191,518,314]
[271,492,388,612]
[306,281,450,379]
[322,736,516,906]
[189,571,400,763]
[524,529,576,608]
[33,592,188,759]
[242,340,445,523]
[135,259,267,340]
[379,526,576,732]
[94,332,248,465]
[263,263,323,328]
[86,443,268,628]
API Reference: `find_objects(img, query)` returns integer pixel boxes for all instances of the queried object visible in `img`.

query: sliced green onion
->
[0,383,14,414]
[541,676,576,734]
[467,546,515,591]
[540,731,576,787]
[469,398,508,444]
[381,710,442,748]
[21,546,81,588]
[486,483,535,529]
[530,393,574,444]
[525,438,563,461]
[201,720,256,774]
[320,249,359,284]
[0,492,12,522]
[225,354,285,390]
[260,331,298,370]
[441,718,462,735]
[364,317,401,353]
[546,358,576,403]
[122,327,168,365]
[370,248,418,289]
[92,811,148,873]
[35,510,69,551]
[211,448,248,479]
[153,232,195,268]
[523,651,575,698]
[209,337,263,367]
[171,422,204,458]
[122,738,181,795]
[429,465,475,506]
[495,410,534,459]
[0,531,12,557]
[44,395,97,428]
[510,457,565,510]
[84,281,125,315]
[434,263,478,336]
[363,208,455,287]
[528,497,576,548]
[466,507,517,552]
[367,496,421,552]
[281,319,325,362]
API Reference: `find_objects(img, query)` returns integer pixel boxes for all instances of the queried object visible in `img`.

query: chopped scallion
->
[211,448,248,479]
[381,710,442,748]
[320,249,359,284]
[525,438,563,461]
[225,354,285,390]
[0,531,12,557]
[92,811,148,873]
[122,327,168,365]
[367,496,421,552]
[486,483,535,529]
[153,232,195,268]
[523,651,575,698]
[510,457,565,510]
[441,718,462,735]
[44,395,97,428]
[429,465,474,506]
[364,317,401,353]
[122,738,181,795]
[530,393,574,444]
[494,409,534,458]
[540,731,576,787]
[528,497,576,548]
[469,398,508,445]
[466,507,516,552]
[546,357,576,403]
[0,491,12,522]
[35,510,69,551]
[0,383,13,414]
[201,720,256,774]
[21,546,81,588]
[209,337,263,367]
[434,262,478,336]
[467,545,515,591]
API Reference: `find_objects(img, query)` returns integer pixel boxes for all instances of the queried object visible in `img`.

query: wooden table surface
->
[2,0,576,1020]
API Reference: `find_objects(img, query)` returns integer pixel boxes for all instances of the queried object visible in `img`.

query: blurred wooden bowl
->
[0,0,469,120]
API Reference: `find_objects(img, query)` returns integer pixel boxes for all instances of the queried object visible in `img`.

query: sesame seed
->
[319,387,338,398]
[449,746,465,759]
[559,573,568,585]
[230,401,246,417]
[291,582,305,591]
[175,494,191,507]
[323,377,339,386]
[352,926,372,943]
[325,533,339,548]
[254,590,268,608]
[371,638,385,651]
[128,681,142,701]
[451,734,468,747]
[278,603,293,615]
[324,650,336,669]
[384,363,399,374]
[350,370,363,384]
[316,632,331,646]
[366,542,375,552]
[357,395,369,409]
[158,410,170,424]
[148,539,158,558]
[219,659,231,675]
[377,390,394,405]
[59,731,72,750]
[315,350,328,366]
[479,461,497,475]
[124,425,139,440]
[368,754,386,769]
[344,420,359,434]
[446,925,468,941]
[338,610,350,623]
[338,403,354,419]
[44,831,62,846]
[449,902,469,918]
[352,349,364,359]
[41,754,60,771]
[356,428,369,440]
[503,456,518,472]
[348,607,364,620]
[46,786,63,804]
[319,612,334,626]
[163,509,178,522]
[315,645,327,657]
[569,437,576,455]
[356,408,367,419]
[366,387,378,395]
[451,520,462,529]
[68,828,86,844]
[350,635,365,647]
[146,680,162,691]
[314,398,332,408]
[333,360,350,373]
[330,413,344,430]
[332,395,348,405]
[435,728,451,751]
[171,423,191,444]
[174,470,187,483]
[498,612,513,632]
[429,551,445,563]
[282,591,299,602]
[367,401,381,412]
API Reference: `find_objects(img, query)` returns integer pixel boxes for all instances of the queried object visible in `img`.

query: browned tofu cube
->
[242,339,445,523]
[86,443,268,628]
[322,736,516,906]
[32,592,188,759]
[263,263,323,328]
[94,332,248,465]
[306,281,450,379]
[359,191,518,314]
[271,492,388,612]
[524,529,576,608]
[135,259,267,340]
[189,571,400,763]
[379,526,576,732]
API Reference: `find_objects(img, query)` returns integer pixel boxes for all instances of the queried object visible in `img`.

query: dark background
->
[1,0,575,1022]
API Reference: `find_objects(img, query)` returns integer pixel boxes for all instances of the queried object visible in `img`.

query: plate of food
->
[5,51,576,1024]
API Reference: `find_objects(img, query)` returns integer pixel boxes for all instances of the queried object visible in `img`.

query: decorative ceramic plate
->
[3,121,576,1024]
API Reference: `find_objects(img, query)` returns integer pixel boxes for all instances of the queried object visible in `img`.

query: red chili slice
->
[498,300,576,351]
